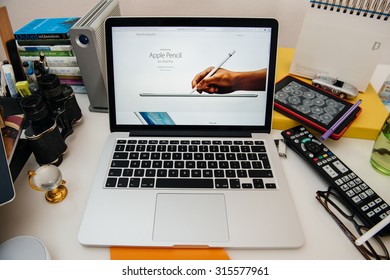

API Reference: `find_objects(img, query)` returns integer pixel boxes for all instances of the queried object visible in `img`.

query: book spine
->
[16,39,72,46]
[48,66,81,76]
[20,56,78,67]
[59,78,84,85]
[17,44,73,51]
[14,33,70,41]
[19,50,74,57]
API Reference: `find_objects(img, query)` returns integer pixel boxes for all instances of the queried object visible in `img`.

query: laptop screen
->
[105,18,278,134]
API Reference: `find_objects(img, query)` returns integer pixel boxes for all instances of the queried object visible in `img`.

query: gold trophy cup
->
[28,165,67,203]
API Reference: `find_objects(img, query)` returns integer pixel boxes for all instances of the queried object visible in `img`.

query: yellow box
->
[273,48,388,140]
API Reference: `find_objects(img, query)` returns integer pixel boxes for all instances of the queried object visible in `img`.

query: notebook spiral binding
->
[310,0,390,20]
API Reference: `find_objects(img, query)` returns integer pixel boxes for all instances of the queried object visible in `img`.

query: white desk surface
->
[0,94,389,260]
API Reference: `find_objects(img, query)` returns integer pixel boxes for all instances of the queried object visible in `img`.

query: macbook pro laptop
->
[78,17,304,248]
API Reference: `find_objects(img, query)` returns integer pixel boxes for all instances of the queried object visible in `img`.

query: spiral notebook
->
[290,0,390,92]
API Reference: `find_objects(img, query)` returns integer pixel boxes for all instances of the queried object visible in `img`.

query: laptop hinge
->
[129,130,252,138]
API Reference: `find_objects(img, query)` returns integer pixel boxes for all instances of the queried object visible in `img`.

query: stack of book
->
[14,17,86,93]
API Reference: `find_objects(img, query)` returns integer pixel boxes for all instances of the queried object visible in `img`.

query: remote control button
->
[305,141,322,154]
[333,160,349,173]
[323,165,338,178]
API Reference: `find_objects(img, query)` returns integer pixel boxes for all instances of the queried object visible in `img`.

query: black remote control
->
[281,125,390,236]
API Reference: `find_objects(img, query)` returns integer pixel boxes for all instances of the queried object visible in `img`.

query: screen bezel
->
[274,75,362,136]
[105,17,278,136]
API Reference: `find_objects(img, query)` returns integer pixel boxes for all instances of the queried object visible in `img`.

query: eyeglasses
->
[316,187,389,260]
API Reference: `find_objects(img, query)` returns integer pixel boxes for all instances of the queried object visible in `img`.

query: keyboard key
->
[115,144,125,151]
[134,169,145,176]
[186,161,195,168]
[113,152,128,159]
[237,170,248,177]
[146,169,156,177]
[129,178,140,187]
[117,178,129,188]
[163,161,174,168]
[109,169,122,176]
[126,145,135,152]
[203,170,213,177]
[251,145,266,152]
[168,169,179,177]
[156,178,214,188]
[215,179,229,188]
[248,170,273,178]
[253,179,265,188]
[129,152,139,159]
[265,183,277,189]
[229,179,240,188]
[123,169,133,176]
[191,170,202,177]
[258,154,271,168]
[240,146,250,152]
[146,145,156,152]
[225,170,236,177]
[180,169,190,177]
[140,153,149,159]
[141,161,151,168]
[111,160,129,168]
[141,178,155,188]
[157,169,168,177]
[130,160,140,168]
[106,177,117,188]
[242,183,253,189]
[161,153,170,159]
[136,145,146,151]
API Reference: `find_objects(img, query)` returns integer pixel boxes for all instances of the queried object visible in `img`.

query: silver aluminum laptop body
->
[78,17,304,248]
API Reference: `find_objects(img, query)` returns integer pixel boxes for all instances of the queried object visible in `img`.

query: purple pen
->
[320,99,362,141]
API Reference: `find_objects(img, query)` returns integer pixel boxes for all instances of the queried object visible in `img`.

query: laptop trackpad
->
[153,193,229,243]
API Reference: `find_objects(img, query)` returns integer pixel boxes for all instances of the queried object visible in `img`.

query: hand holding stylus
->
[191,50,236,94]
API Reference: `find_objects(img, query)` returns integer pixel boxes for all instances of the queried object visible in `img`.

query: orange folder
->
[110,247,230,260]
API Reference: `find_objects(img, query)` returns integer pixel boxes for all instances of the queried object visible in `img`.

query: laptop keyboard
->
[105,139,278,190]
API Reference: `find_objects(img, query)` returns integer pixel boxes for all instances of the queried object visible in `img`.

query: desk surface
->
[0,94,389,260]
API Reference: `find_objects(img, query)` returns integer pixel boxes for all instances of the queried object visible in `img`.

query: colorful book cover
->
[14,17,80,40]
[20,56,78,67]
[17,44,73,51]
[18,50,74,57]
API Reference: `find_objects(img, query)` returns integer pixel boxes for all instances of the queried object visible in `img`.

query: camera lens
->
[20,95,49,122]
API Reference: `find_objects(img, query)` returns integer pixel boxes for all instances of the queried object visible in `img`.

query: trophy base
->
[45,185,67,203]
